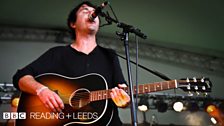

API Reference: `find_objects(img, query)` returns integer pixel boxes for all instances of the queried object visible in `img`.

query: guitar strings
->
[56,89,114,105]
[62,92,111,104]
[59,90,112,99]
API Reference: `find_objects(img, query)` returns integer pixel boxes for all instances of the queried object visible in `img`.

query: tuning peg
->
[203,92,208,97]
[205,80,211,88]
[188,91,193,96]
[194,86,198,90]
[193,77,197,82]
[196,91,200,96]
[186,78,190,83]
[202,86,206,91]
[187,84,191,90]
[201,77,205,82]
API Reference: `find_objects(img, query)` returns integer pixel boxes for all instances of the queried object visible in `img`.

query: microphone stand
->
[101,12,147,126]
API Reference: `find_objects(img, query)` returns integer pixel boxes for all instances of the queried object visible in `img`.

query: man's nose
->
[88,9,95,15]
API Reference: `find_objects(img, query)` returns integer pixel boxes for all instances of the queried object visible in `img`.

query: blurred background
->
[0,0,224,125]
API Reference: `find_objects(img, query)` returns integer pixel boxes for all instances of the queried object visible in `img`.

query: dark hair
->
[67,1,96,40]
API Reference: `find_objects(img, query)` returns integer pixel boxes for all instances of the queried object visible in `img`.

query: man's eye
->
[81,7,95,13]
[82,8,89,12]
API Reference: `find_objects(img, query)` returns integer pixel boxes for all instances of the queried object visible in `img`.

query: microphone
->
[89,1,108,22]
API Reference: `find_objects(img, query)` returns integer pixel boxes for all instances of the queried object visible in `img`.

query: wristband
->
[36,86,48,95]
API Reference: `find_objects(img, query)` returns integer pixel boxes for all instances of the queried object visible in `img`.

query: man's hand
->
[110,84,130,108]
[37,87,64,112]
[18,75,64,113]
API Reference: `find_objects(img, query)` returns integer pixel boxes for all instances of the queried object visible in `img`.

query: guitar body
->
[15,73,212,126]
[16,73,114,126]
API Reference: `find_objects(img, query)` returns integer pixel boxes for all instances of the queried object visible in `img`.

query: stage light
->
[11,97,20,107]
[210,117,217,125]
[138,105,148,112]
[156,100,168,113]
[206,104,224,125]
[206,104,216,113]
[138,95,149,112]
[11,92,20,107]
[173,101,184,112]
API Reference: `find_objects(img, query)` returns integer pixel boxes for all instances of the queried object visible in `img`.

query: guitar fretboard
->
[90,80,177,102]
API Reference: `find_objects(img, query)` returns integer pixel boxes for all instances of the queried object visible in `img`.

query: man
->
[13,1,130,126]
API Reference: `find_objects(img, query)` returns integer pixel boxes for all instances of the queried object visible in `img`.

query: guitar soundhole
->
[69,88,90,109]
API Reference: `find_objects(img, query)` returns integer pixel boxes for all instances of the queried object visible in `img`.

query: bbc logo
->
[3,112,26,119]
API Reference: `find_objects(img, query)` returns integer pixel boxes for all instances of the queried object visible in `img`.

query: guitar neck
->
[90,80,178,102]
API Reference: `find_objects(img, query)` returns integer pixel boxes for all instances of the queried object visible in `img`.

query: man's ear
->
[70,22,76,29]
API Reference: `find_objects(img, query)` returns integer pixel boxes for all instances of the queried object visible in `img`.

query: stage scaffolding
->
[1,26,223,74]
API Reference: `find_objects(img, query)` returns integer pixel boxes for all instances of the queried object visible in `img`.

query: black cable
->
[135,35,139,119]
[116,53,171,81]
[108,2,119,22]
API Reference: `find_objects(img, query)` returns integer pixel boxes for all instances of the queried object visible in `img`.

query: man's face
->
[74,4,100,34]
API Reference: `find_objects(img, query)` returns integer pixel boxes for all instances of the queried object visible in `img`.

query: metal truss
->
[0,83,18,104]
[99,37,224,74]
[0,26,223,74]
[138,92,224,112]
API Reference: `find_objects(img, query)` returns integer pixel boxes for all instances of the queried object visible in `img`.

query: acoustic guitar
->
[16,73,212,126]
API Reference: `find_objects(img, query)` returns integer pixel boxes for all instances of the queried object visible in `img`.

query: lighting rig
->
[138,93,224,125]
[138,93,224,112]
[0,83,20,106]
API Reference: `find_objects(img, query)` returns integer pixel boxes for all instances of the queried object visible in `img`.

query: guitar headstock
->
[178,77,212,94]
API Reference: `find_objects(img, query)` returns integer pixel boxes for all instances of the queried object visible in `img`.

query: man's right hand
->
[37,87,64,112]
[18,75,64,113]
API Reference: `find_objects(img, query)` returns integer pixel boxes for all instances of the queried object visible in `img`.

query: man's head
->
[67,1,99,39]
